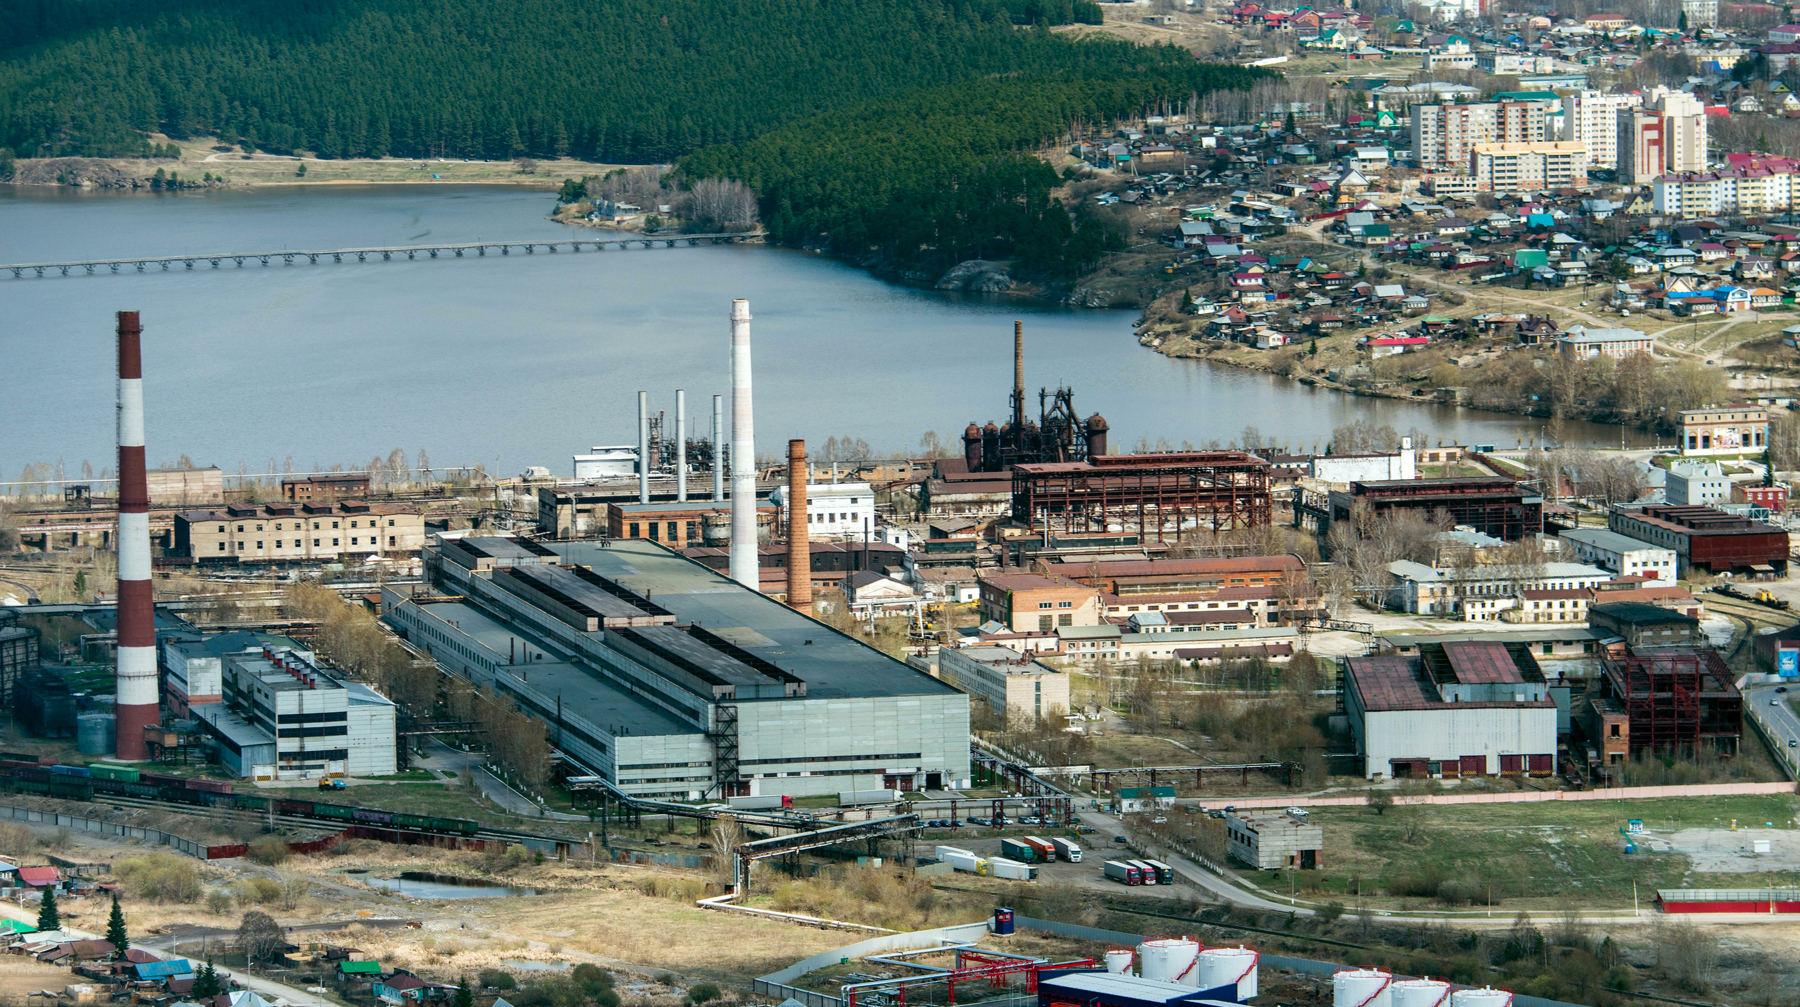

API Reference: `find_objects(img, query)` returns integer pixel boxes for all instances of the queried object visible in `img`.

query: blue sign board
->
[1779,649,1798,678]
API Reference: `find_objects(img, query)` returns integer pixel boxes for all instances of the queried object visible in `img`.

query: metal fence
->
[0,804,222,859]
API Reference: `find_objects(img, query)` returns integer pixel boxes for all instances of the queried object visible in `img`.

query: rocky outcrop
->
[10,158,147,188]
[935,259,1014,292]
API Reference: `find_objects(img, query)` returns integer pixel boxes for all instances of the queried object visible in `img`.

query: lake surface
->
[365,870,540,898]
[0,183,1647,479]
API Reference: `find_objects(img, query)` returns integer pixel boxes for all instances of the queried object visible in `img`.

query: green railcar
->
[88,764,141,783]
[47,781,92,800]
[311,803,356,822]
[235,793,271,811]
[391,813,429,831]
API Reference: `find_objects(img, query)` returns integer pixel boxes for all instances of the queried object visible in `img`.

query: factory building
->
[0,619,39,708]
[386,537,970,799]
[937,645,1070,728]
[1557,527,1677,582]
[175,501,427,564]
[191,644,397,779]
[159,630,310,718]
[1319,478,1543,541]
[1344,640,1558,780]
[770,478,877,542]
[978,573,1102,633]
[1226,810,1324,870]
[1607,504,1789,576]
[1012,453,1272,539]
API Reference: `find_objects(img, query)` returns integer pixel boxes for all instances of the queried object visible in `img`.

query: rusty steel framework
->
[1601,646,1742,757]
[1011,452,1272,540]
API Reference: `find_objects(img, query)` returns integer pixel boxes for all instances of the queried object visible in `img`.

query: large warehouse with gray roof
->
[383,536,970,800]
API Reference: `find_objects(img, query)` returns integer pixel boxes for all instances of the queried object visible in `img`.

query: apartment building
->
[1471,142,1588,191]
[1653,166,1797,217]
[175,501,426,564]
[1622,90,1708,184]
[1412,100,1548,171]
[1560,91,1638,168]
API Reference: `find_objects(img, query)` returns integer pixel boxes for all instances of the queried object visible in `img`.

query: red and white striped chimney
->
[114,310,158,761]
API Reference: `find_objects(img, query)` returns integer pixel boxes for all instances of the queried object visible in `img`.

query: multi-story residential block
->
[1412,101,1548,172]
[1560,91,1638,168]
[1470,141,1588,191]
[1653,166,1798,217]
[1620,91,1707,184]
[1556,325,1653,361]
[1618,109,1665,185]
[175,501,426,564]
[1684,0,1718,27]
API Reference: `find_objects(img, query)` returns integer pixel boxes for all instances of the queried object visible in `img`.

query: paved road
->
[1075,808,1301,914]
[1744,682,1800,778]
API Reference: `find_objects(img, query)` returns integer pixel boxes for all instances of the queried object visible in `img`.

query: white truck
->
[988,856,1038,881]
[935,845,990,875]
[1051,837,1083,862]
[839,789,902,806]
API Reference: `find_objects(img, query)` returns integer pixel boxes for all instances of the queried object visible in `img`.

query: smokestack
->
[787,440,811,612]
[676,389,687,503]
[1012,319,1025,431]
[637,391,650,505]
[114,310,156,761]
[728,300,757,588]
[712,395,724,502]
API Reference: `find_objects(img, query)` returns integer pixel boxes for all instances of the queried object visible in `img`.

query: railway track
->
[85,791,580,849]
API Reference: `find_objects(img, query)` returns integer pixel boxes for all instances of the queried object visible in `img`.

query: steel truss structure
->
[1011,453,1272,540]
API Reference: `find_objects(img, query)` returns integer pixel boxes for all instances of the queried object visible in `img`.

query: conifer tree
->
[105,895,130,954]
[36,887,60,932]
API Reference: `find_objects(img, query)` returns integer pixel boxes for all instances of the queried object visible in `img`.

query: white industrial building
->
[937,645,1070,728]
[1310,439,1415,484]
[1387,560,1614,617]
[1666,460,1730,506]
[388,536,970,800]
[573,446,638,479]
[193,643,397,779]
[770,478,877,542]
[160,630,311,718]
[1344,640,1558,780]
[1558,527,1676,582]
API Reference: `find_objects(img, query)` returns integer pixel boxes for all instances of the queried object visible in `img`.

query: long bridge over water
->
[1,232,758,278]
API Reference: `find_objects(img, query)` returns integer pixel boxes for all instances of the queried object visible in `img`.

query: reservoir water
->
[0,184,1643,479]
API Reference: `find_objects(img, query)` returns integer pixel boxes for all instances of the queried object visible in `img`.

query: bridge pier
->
[84,264,95,273]
[209,258,222,268]
[381,251,392,260]
[183,260,195,269]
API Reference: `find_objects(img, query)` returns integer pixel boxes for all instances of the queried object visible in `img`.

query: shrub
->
[233,878,282,905]
[479,970,517,991]
[687,983,721,1005]
[1318,901,1345,924]
[115,853,203,903]
[1605,965,1635,991]
[247,836,290,865]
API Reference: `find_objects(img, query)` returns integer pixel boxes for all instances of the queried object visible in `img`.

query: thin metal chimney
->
[1012,319,1025,431]
[711,394,724,502]
[637,390,650,505]
[728,300,757,588]
[787,439,811,612]
[114,310,157,761]
[676,389,687,503]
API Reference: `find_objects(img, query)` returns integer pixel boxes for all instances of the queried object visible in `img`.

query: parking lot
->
[923,832,1200,898]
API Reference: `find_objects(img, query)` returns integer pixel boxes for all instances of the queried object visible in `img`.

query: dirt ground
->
[0,958,78,999]
[1665,827,1800,873]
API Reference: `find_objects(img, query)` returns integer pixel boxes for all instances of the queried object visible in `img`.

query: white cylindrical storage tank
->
[1450,988,1513,1007]
[1137,938,1200,985]
[1334,969,1393,1007]
[1198,947,1258,1000]
[1390,979,1451,1007]
[1105,950,1134,975]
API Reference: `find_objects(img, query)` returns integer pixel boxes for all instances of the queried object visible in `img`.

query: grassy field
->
[58,133,625,188]
[1249,794,1800,911]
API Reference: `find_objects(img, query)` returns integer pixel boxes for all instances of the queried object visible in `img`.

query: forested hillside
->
[0,0,1110,161]
[679,64,1267,278]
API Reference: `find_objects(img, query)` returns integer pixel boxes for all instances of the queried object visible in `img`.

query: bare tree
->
[682,177,760,232]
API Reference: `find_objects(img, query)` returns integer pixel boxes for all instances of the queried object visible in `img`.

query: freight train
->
[0,759,480,837]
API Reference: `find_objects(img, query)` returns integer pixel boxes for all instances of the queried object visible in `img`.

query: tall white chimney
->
[676,388,687,503]
[728,299,757,587]
[637,390,650,505]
